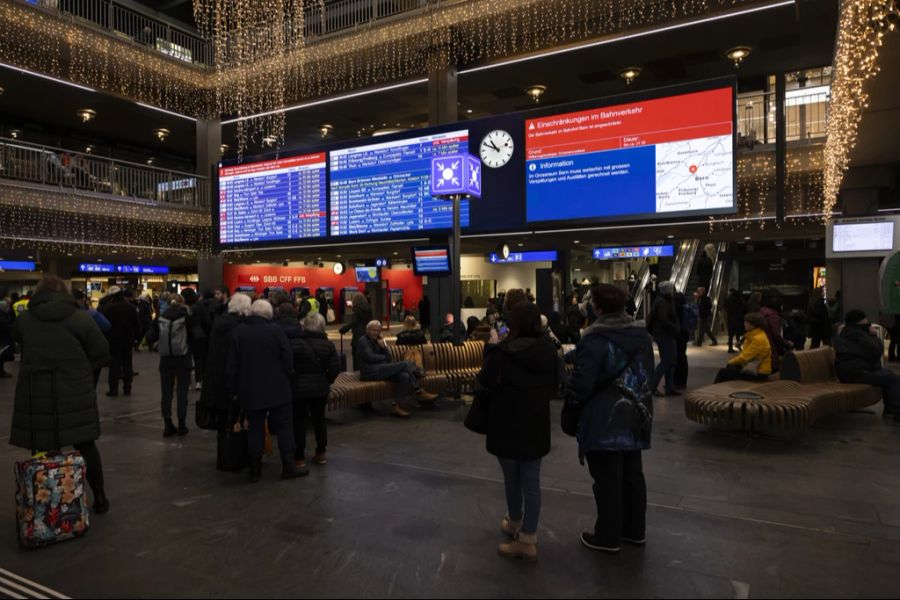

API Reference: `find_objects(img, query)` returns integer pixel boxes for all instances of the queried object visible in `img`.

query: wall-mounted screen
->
[592,245,675,260]
[218,153,327,244]
[355,266,380,283]
[525,86,735,224]
[412,246,451,275]
[488,250,558,264]
[330,131,470,236]
[832,221,894,253]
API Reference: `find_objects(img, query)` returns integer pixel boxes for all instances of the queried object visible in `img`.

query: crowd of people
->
[0,271,897,564]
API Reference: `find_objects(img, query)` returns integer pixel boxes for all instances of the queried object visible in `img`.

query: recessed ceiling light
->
[726,46,751,67]
[27,256,33,259]
[76,108,97,123]
[146,157,155,165]
[262,134,277,147]
[619,67,641,85]
[744,236,751,240]
[219,144,230,155]
[466,109,473,114]
[66,253,72,257]
[0,86,4,96]
[154,128,170,142]
[319,124,334,138]
[517,243,524,247]
[667,235,674,239]
[9,129,21,139]
[525,85,547,103]
[573,240,580,244]
[393,251,398,255]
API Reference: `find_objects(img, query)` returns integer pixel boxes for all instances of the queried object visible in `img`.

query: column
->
[775,73,786,225]
[196,118,223,293]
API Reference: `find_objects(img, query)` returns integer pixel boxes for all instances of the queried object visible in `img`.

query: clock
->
[332,262,344,275]
[480,130,515,168]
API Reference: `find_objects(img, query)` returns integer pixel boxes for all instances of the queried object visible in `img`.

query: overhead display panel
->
[218,153,327,244]
[330,130,470,236]
[525,86,735,224]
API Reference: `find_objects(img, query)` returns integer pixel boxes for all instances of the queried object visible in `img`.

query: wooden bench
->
[326,341,485,411]
[684,347,881,434]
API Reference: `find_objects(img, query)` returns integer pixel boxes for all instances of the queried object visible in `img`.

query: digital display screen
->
[0,261,36,271]
[592,245,675,260]
[832,221,894,253]
[525,87,734,223]
[488,250,559,264]
[355,267,380,283]
[80,263,116,273]
[412,246,451,275]
[330,131,471,236]
[219,153,327,244]
[79,264,169,274]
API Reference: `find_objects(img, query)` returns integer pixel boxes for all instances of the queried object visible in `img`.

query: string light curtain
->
[823,0,899,219]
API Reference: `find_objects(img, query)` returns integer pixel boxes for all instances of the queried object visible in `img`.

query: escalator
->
[708,242,730,332]
[669,239,700,293]
[630,261,652,316]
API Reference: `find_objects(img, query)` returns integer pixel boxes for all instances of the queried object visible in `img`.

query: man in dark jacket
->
[183,289,212,391]
[226,299,305,482]
[672,292,691,390]
[695,287,717,347]
[199,293,248,432]
[648,281,680,397]
[315,288,328,320]
[11,277,111,514]
[100,286,141,397]
[695,250,713,290]
[724,289,746,353]
[356,320,437,418]
[566,284,653,554]
[835,310,899,421]
[146,294,193,437]
[0,300,14,377]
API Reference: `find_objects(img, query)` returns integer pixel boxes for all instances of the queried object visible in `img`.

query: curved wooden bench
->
[684,348,882,433]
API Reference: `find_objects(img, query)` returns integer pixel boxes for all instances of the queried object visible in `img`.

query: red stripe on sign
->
[219,153,326,178]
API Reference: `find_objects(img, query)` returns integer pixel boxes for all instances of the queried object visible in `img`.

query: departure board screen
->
[219,153,327,244]
[329,130,471,236]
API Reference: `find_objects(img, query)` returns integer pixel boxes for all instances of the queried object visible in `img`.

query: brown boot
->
[415,388,438,402]
[498,532,537,562]
[391,404,411,419]
[501,515,522,538]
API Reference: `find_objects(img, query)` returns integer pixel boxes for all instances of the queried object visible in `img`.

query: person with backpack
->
[147,294,193,437]
[565,284,654,553]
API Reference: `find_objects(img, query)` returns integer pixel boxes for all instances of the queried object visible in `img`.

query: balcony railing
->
[737,86,830,148]
[24,0,436,67]
[0,137,209,210]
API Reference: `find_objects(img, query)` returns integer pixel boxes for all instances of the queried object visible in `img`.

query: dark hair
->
[35,275,70,295]
[503,289,528,312]
[270,291,291,308]
[508,301,542,339]
[277,302,297,317]
[300,289,310,298]
[181,288,198,305]
[591,284,627,315]
[202,290,214,301]
[466,316,481,336]
[72,289,85,301]
[216,285,230,296]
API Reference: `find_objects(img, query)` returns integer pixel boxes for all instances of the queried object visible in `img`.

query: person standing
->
[648,281,681,397]
[746,291,763,314]
[182,289,211,391]
[0,300,14,378]
[695,287,718,347]
[72,289,111,388]
[807,287,831,349]
[199,293,249,434]
[418,295,431,334]
[226,300,306,482]
[10,276,111,514]
[478,301,561,562]
[835,310,899,421]
[339,293,373,370]
[147,294,193,437]
[100,286,140,397]
[760,296,792,373]
[13,292,30,318]
[695,248,714,291]
[672,291,693,390]
[315,288,328,320]
[566,284,653,553]
[724,289,746,354]
[298,289,319,320]
[212,286,230,322]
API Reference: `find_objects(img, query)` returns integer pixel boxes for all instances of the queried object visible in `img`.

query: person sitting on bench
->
[714,313,772,384]
[835,310,900,423]
[357,320,438,419]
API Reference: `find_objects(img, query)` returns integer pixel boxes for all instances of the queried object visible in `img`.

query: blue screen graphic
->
[592,245,675,260]
[355,267,380,283]
[412,247,451,275]
[488,250,559,264]
[0,261,36,271]
[330,131,471,236]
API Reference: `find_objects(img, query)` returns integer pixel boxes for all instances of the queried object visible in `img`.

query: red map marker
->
[689,165,698,174]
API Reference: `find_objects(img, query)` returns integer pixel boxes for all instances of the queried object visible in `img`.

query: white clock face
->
[480,130,514,168]
[333,262,344,275]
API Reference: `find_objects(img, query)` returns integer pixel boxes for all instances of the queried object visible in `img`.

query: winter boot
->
[163,419,177,437]
[281,453,309,480]
[501,515,522,538]
[498,532,537,561]
[93,488,110,515]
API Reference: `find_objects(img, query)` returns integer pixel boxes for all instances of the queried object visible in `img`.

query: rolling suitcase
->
[15,371,90,548]
[338,333,348,373]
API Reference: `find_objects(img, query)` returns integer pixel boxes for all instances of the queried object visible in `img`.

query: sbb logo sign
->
[249,275,260,283]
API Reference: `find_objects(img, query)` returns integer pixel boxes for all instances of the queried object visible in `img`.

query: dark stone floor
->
[0,343,898,598]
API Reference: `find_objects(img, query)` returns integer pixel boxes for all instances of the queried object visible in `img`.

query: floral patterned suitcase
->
[14,451,90,548]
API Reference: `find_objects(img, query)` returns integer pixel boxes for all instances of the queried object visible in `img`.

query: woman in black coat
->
[477,301,562,562]
[0,300,13,377]
[200,294,249,430]
[339,293,373,369]
[226,299,304,483]
[724,289,747,353]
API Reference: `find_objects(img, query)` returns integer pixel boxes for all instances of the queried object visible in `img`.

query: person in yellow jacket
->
[12,294,30,318]
[714,312,773,383]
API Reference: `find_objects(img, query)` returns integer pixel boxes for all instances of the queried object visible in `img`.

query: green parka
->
[10,291,110,451]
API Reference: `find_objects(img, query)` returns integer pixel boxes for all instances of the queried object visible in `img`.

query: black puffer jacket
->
[648,294,680,337]
[292,330,341,400]
[101,296,141,347]
[477,335,561,460]
[200,312,243,411]
[226,316,293,411]
[396,328,427,346]
[835,323,884,381]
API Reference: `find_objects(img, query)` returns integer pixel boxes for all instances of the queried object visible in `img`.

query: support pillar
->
[775,73,786,225]
[196,118,222,293]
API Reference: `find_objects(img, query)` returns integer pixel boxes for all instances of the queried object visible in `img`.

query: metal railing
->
[24,0,436,67]
[737,87,830,148]
[0,137,209,209]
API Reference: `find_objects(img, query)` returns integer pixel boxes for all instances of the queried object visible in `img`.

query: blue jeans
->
[652,335,677,393]
[497,458,542,535]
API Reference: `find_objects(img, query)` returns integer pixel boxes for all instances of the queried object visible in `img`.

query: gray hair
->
[302,312,326,334]
[228,293,252,316]
[658,281,675,295]
[366,320,382,330]
[249,299,273,320]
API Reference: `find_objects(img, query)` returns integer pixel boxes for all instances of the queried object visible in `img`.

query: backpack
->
[158,316,189,357]
[682,303,700,333]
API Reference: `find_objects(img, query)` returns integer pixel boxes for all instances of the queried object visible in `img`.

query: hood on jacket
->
[161,304,189,321]
[27,291,79,323]
[276,315,303,338]
[498,334,557,369]
[301,329,328,341]
[582,313,649,355]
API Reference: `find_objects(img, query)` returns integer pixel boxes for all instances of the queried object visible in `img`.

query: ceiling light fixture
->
[262,134,277,147]
[726,46,752,68]
[76,108,97,123]
[146,157,155,166]
[526,85,547,103]
[0,86,5,96]
[219,144,230,155]
[84,145,93,153]
[153,128,170,142]
[8,129,21,139]
[619,67,641,84]
[320,124,334,139]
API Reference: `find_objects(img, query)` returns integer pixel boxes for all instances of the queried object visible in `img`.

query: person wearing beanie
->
[647,280,681,397]
[714,313,772,383]
[834,310,900,421]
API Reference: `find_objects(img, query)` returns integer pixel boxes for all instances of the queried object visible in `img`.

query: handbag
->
[217,423,250,472]
[464,386,491,435]
[195,401,218,431]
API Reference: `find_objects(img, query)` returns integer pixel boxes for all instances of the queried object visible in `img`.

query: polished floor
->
[0,343,898,599]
